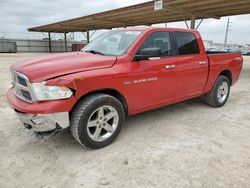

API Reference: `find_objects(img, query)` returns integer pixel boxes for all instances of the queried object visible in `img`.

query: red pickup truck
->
[7,27,243,149]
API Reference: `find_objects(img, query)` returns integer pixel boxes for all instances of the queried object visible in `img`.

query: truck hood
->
[11,52,117,82]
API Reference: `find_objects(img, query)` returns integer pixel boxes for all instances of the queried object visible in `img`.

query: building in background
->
[0,38,86,53]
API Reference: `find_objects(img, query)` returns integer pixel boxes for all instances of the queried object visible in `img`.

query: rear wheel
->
[70,94,125,149]
[205,75,230,107]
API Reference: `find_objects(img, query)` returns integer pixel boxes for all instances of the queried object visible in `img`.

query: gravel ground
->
[0,53,249,188]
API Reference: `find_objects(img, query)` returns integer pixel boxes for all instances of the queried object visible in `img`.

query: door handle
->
[165,64,176,69]
[198,61,207,65]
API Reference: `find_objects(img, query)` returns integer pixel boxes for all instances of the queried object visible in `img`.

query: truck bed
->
[204,52,243,94]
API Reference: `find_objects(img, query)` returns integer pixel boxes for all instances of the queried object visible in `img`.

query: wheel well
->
[73,89,128,116]
[219,70,232,85]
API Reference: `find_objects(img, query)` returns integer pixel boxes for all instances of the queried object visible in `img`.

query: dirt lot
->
[0,53,249,188]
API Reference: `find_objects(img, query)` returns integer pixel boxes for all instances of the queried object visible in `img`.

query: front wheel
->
[205,75,230,107]
[70,94,125,149]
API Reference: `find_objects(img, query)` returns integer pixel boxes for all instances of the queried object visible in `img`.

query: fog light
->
[32,117,48,125]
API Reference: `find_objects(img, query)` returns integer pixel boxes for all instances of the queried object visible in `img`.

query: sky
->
[0,0,250,44]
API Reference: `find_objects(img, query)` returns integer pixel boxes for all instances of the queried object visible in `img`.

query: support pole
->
[190,14,196,29]
[184,19,190,29]
[64,32,67,52]
[195,19,204,30]
[48,32,52,53]
[90,30,96,38]
[86,29,90,44]
[224,18,231,46]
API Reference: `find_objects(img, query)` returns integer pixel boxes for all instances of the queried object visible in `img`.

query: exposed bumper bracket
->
[15,111,70,132]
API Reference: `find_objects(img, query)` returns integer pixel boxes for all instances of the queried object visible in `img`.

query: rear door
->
[174,32,208,99]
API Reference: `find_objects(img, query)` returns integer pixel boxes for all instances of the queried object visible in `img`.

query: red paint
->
[11,52,117,82]
[7,27,243,115]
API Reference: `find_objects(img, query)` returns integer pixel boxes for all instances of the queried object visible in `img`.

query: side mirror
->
[133,47,161,61]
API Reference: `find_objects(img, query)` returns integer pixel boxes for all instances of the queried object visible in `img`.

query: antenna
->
[224,17,232,46]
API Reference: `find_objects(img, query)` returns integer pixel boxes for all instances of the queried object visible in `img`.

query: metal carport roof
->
[28,0,250,33]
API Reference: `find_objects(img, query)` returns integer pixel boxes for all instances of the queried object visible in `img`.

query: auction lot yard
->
[0,53,249,187]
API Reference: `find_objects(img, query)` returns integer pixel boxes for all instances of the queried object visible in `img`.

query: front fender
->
[45,70,132,114]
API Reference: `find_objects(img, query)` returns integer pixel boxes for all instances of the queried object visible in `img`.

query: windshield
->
[82,30,143,56]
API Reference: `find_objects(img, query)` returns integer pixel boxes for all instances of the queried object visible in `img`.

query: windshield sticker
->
[125,31,141,35]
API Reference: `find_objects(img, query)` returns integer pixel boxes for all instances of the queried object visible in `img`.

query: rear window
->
[175,32,200,55]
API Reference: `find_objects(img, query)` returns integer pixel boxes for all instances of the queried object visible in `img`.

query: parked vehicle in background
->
[7,27,243,149]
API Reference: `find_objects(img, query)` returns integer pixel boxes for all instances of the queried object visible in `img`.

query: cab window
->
[136,32,173,57]
[174,32,200,55]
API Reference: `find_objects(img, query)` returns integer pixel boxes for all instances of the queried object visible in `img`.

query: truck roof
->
[113,27,198,33]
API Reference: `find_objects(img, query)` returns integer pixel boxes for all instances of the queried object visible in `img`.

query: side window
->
[175,32,200,55]
[136,32,172,57]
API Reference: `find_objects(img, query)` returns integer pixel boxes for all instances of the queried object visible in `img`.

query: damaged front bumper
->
[15,111,70,132]
[7,88,76,135]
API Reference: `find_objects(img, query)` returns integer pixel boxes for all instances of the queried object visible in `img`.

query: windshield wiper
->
[85,50,105,55]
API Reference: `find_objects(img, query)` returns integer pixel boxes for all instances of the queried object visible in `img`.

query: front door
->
[129,31,177,112]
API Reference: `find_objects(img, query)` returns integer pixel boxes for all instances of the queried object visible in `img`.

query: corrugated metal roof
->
[28,0,250,33]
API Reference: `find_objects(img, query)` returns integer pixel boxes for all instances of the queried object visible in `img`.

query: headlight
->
[31,83,73,101]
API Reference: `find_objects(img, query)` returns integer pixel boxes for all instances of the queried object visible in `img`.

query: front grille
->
[11,70,34,103]
[17,76,28,86]
[20,90,32,101]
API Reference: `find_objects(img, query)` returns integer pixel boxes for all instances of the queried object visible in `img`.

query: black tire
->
[70,93,125,149]
[205,75,230,107]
